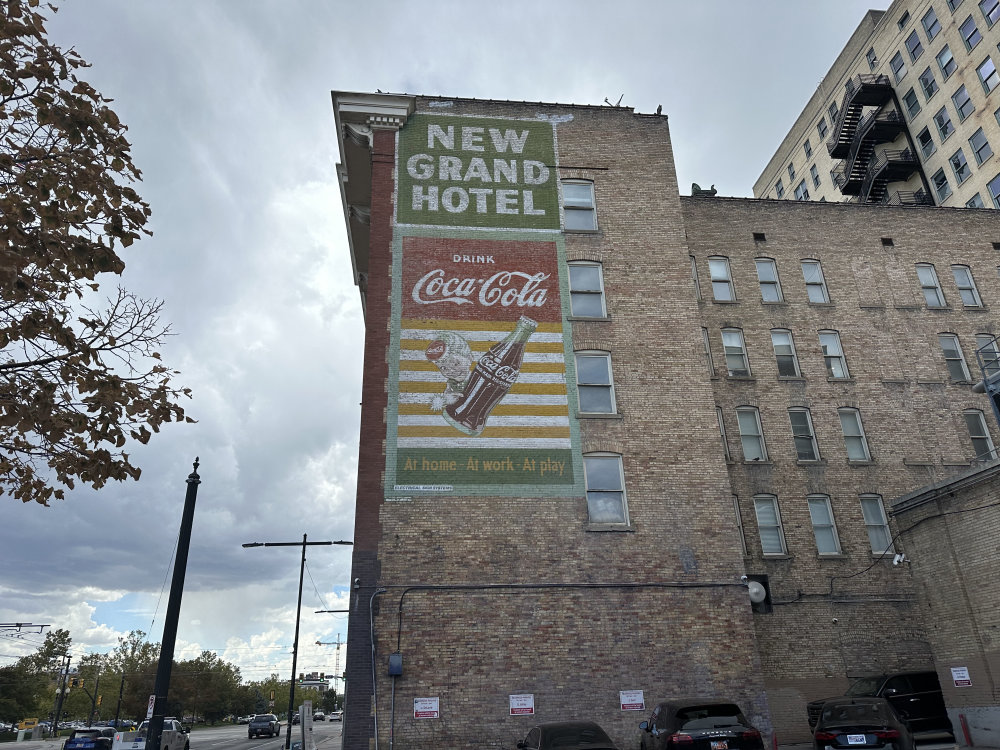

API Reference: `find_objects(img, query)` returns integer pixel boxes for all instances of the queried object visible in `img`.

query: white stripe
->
[401,328,563,344]
[399,415,570,427]
[399,350,566,364]
[397,437,572,448]
[397,393,568,406]
[398,371,567,384]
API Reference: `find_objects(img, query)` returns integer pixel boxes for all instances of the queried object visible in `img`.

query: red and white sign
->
[620,690,645,711]
[951,667,972,687]
[509,694,535,716]
[414,697,440,719]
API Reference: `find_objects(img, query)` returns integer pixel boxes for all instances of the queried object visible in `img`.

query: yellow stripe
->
[398,403,569,417]
[402,339,565,354]
[402,318,563,334]
[399,381,567,395]
[398,426,572,438]
[400,360,565,374]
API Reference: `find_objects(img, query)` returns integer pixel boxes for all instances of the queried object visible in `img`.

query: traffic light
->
[96,696,102,706]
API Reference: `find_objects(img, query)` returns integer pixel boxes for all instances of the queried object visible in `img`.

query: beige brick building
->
[332,91,1000,749]
[755,0,1000,209]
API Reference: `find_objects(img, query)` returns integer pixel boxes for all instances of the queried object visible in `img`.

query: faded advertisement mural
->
[387,114,581,496]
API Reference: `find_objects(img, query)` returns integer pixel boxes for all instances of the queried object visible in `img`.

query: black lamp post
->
[242,535,352,750]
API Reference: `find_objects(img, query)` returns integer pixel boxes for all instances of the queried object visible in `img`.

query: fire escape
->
[827,74,933,206]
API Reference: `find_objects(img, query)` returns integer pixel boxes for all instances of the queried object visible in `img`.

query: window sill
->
[578,412,623,420]
[893,304,922,310]
[859,304,886,310]
[796,459,827,466]
[807,301,835,307]
[727,375,756,382]
[564,228,600,235]
[743,459,773,466]
[777,376,806,382]
[827,377,855,383]
[761,301,788,306]
[925,305,953,311]
[568,315,611,322]
[962,305,988,312]
[762,554,792,560]
[818,554,848,560]
[847,459,874,466]
[903,459,935,466]
[585,523,635,533]
[916,379,947,385]
[711,299,740,305]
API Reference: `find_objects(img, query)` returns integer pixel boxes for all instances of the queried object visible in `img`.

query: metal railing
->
[826,73,893,155]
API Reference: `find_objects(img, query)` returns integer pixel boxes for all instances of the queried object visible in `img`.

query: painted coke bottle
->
[443,316,537,436]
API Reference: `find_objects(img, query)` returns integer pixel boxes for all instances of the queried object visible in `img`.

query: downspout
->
[369,588,386,750]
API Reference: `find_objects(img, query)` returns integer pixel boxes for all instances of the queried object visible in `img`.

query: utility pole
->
[243,536,353,750]
[52,654,70,737]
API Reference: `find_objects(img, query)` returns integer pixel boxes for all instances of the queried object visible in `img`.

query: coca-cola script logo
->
[412,269,550,307]
[425,340,446,360]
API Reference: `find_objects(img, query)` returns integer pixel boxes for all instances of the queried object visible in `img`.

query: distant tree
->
[172,651,242,724]
[0,0,192,506]
[103,631,158,722]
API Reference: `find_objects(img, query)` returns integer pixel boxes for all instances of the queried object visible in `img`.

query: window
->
[575,352,616,414]
[952,265,983,307]
[939,333,972,380]
[808,496,842,555]
[890,51,907,81]
[839,408,871,461]
[919,68,938,100]
[951,148,972,184]
[989,173,1000,207]
[860,495,894,555]
[810,164,820,188]
[967,192,986,207]
[828,101,839,123]
[690,255,701,299]
[787,163,796,181]
[932,167,952,202]
[964,410,998,459]
[977,333,1000,375]
[583,454,627,524]
[562,180,597,231]
[918,127,936,158]
[701,327,715,376]
[948,0,965,10]
[960,15,982,50]
[977,57,1000,93]
[923,7,942,39]
[753,495,786,555]
[775,178,785,199]
[981,0,1000,24]
[820,330,850,378]
[717,407,731,461]
[736,407,767,461]
[970,128,993,165]
[937,45,957,79]
[867,47,879,70]
[794,180,810,201]
[708,256,735,301]
[804,139,812,158]
[898,10,912,29]
[953,85,975,121]
[568,261,606,318]
[789,408,820,460]
[755,258,783,302]
[722,328,751,377]
[817,117,829,139]
[801,259,830,303]
[771,330,800,377]
[903,88,922,118]
[934,106,955,140]
[905,30,924,61]
[917,263,947,306]
[733,495,748,555]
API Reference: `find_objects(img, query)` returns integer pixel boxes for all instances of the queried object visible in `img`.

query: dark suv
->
[807,671,953,737]
[248,714,280,739]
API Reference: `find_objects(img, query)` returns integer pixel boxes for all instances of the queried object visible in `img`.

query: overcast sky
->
[1,0,890,685]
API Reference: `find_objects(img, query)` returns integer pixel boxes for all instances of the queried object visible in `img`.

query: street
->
[10,721,343,750]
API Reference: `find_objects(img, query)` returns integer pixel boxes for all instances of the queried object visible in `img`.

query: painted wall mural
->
[387,113,582,496]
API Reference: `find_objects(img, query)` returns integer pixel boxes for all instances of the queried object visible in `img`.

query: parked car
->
[313,712,325,721]
[137,719,190,750]
[806,671,953,737]
[248,714,280,738]
[517,721,618,750]
[639,699,765,750]
[329,711,342,722]
[62,727,116,750]
[813,697,914,750]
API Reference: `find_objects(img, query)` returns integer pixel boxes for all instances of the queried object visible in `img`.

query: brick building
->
[755,0,1000,209]
[331,91,1000,749]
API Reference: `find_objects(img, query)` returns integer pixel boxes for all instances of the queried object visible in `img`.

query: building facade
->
[332,91,1000,749]
[754,0,1000,209]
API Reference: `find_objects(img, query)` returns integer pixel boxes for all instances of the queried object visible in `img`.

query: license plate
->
[711,742,728,750]
[847,735,867,745]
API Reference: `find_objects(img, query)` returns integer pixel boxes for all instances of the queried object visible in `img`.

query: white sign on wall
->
[620,690,645,711]
[414,697,440,719]
[146,695,155,719]
[951,667,972,687]
[509,694,535,716]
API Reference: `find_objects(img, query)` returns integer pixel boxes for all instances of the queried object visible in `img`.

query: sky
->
[1,0,891,685]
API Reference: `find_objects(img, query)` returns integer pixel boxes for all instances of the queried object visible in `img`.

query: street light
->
[242,535,352,750]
